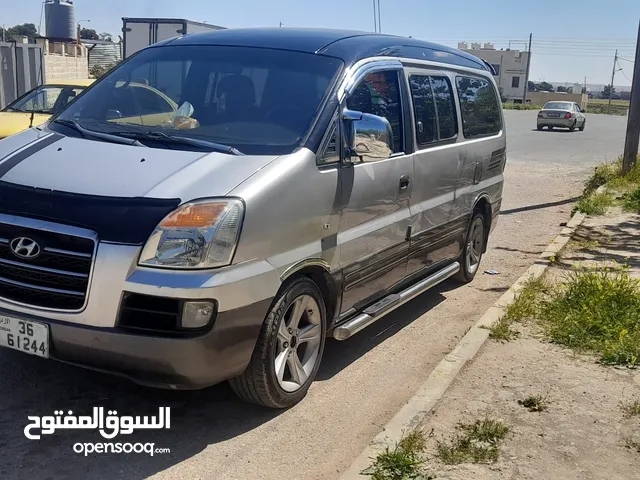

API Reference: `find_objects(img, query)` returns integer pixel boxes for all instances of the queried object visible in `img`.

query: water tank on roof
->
[44,0,77,41]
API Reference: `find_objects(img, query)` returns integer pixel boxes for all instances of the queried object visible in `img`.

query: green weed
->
[436,419,510,465]
[488,317,519,341]
[623,186,640,213]
[518,395,549,412]
[362,430,435,480]
[621,399,640,418]
[539,268,640,367]
[575,192,614,215]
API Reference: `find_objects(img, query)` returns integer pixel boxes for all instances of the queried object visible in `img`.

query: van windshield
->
[50,45,343,155]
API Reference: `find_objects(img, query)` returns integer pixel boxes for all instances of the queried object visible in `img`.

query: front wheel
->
[229,277,326,408]
[455,212,486,283]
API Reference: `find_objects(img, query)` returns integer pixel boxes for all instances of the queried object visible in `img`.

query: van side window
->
[347,70,404,154]
[410,75,457,146]
[455,76,501,138]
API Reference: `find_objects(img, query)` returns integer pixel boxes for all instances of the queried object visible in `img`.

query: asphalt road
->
[0,111,629,480]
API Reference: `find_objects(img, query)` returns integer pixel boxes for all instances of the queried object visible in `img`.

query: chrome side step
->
[332,262,460,341]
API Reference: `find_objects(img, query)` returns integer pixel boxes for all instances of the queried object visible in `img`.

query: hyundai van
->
[0,28,505,408]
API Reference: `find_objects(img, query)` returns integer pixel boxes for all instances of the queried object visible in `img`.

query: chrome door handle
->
[399,175,410,191]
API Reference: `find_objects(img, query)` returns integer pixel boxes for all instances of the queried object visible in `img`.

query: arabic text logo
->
[24,406,171,440]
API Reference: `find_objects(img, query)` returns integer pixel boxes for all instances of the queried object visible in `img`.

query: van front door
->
[337,69,413,314]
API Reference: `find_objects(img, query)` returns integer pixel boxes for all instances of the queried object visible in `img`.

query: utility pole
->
[608,49,618,114]
[522,33,532,104]
[377,0,382,33]
[372,0,377,32]
[622,20,640,173]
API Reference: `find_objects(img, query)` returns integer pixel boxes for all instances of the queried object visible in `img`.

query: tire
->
[569,121,576,132]
[548,126,554,130]
[455,211,486,283]
[537,125,543,131]
[579,120,585,131]
[229,276,327,408]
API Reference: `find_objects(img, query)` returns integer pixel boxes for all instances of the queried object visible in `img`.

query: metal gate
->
[0,42,44,109]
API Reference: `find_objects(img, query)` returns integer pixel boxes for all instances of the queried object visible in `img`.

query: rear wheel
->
[229,277,326,408]
[455,211,486,283]
[548,126,554,130]
[579,119,586,131]
[537,125,543,131]
[569,120,576,132]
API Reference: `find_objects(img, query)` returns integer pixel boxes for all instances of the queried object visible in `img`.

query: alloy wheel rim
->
[274,294,322,393]
[466,217,484,275]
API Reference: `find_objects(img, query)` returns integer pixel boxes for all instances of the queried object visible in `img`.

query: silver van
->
[0,28,505,408]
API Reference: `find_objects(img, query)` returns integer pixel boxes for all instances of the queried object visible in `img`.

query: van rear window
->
[455,76,501,138]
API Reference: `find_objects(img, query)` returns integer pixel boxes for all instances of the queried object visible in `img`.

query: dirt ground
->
[418,211,640,480]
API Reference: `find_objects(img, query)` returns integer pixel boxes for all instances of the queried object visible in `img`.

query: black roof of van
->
[157,27,492,73]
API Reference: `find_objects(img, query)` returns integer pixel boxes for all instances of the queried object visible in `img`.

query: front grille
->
[0,221,95,310]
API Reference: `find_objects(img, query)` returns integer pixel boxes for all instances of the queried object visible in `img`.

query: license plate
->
[547,113,561,117]
[0,315,49,358]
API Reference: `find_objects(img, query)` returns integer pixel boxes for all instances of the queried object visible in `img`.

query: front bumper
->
[0,240,282,388]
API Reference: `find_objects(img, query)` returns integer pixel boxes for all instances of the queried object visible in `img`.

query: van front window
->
[51,46,343,155]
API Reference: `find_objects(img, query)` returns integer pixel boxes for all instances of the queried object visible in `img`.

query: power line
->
[620,68,633,83]
[618,56,635,63]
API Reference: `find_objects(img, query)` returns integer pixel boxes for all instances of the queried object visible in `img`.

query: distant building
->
[457,42,530,102]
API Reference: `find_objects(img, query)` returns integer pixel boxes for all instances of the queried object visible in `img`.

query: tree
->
[537,81,554,92]
[556,85,569,93]
[0,23,38,42]
[527,81,537,92]
[80,28,99,40]
[602,84,615,98]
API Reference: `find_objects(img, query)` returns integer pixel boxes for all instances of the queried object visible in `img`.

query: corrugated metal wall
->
[0,43,44,109]
[86,42,122,71]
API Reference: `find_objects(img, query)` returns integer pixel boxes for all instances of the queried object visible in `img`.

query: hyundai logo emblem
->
[9,237,41,260]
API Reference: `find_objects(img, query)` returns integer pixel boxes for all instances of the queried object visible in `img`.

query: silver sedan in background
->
[537,101,586,131]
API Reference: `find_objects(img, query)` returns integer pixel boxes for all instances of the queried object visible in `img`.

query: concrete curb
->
[339,211,587,479]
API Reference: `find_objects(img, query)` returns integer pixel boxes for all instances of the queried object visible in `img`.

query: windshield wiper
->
[52,119,145,147]
[114,131,244,155]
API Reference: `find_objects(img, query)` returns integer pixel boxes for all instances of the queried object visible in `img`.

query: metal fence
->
[0,42,44,109]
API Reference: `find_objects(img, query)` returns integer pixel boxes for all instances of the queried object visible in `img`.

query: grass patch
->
[583,104,628,116]
[539,268,640,367]
[436,419,510,465]
[488,317,519,341]
[621,399,640,418]
[361,430,435,480]
[518,395,549,412]
[503,276,549,322]
[486,276,549,342]
[623,186,640,213]
[569,239,601,251]
[503,103,541,110]
[583,157,640,198]
[575,192,614,215]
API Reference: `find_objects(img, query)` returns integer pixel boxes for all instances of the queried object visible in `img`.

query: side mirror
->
[342,108,394,164]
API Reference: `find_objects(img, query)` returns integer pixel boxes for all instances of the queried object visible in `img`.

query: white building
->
[457,42,530,102]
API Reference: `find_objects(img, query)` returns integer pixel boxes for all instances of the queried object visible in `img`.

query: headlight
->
[139,199,244,269]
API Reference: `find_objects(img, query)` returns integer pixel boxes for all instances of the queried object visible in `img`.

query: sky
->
[3,0,639,87]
